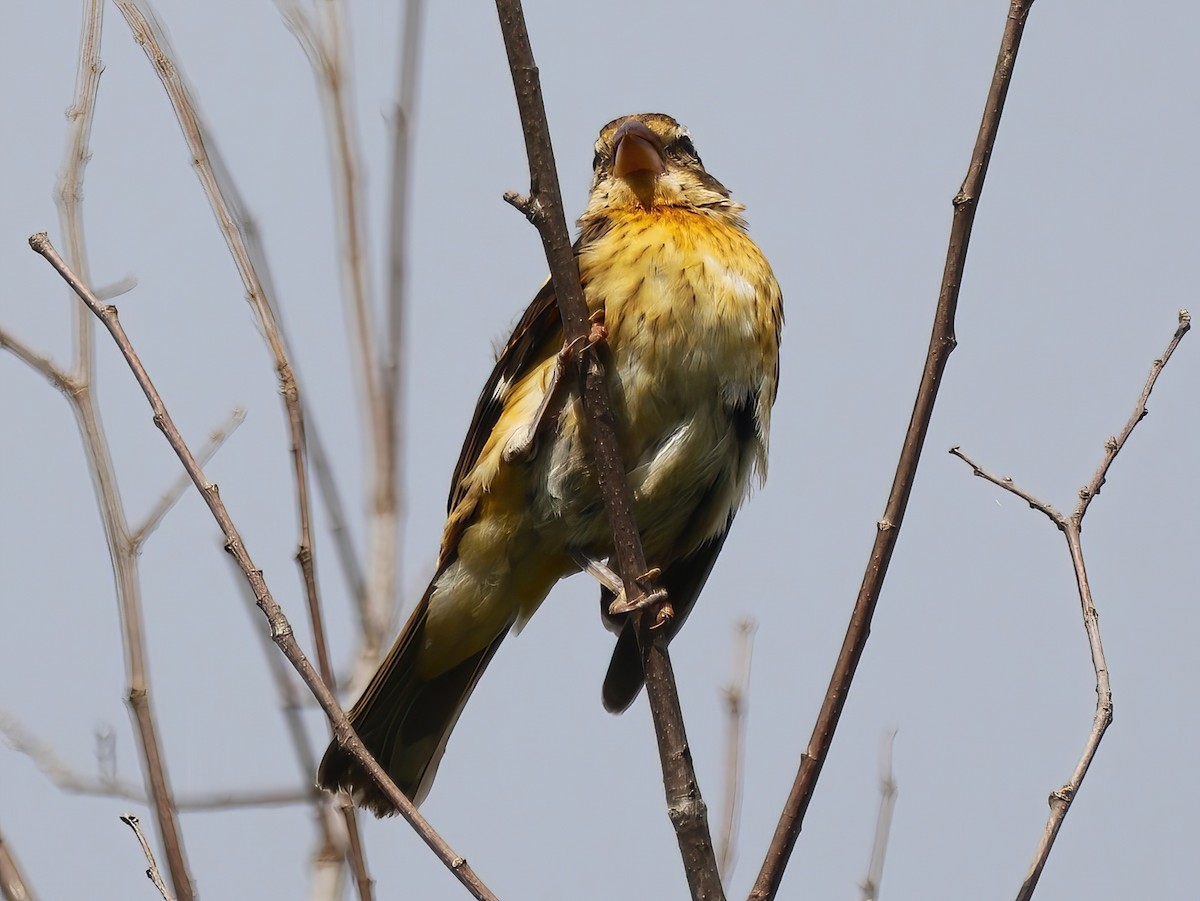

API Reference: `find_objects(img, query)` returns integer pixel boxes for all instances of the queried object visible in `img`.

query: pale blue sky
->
[2,2,1197,899]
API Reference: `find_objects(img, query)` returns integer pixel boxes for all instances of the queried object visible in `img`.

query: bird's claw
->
[606,567,670,625]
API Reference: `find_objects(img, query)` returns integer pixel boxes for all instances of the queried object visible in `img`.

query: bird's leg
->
[502,310,609,464]
[571,552,673,628]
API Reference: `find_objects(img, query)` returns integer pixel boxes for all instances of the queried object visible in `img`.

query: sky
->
[2,1,1197,899]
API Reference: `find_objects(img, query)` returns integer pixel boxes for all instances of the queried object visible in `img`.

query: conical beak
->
[612,120,665,209]
[613,120,667,179]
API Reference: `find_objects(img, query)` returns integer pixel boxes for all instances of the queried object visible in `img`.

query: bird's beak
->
[613,120,665,207]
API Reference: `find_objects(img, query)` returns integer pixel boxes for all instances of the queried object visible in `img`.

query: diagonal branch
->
[29,232,500,901]
[110,3,368,889]
[47,4,197,897]
[0,708,308,811]
[276,0,402,678]
[951,310,1189,900]
[0,822,36,901]
[131,406,246,545]
[750,3,1038,898]
[493,3,723,899]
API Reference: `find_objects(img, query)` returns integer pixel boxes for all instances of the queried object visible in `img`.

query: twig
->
[859,730,898,901]
[29,232,500,901]
[0,823,36,901]
[49,6,198,897]
[717,620,756,881]
[749,4,1037,898]
[381,0,425,640]
[493,3,723,899]
[110,4,367,888]
[112,0,336,697]
[119,815,174,901]
[0,708,308,811]
[950,310,1190,901]
[131,407,246,544]
[277,0,400,676]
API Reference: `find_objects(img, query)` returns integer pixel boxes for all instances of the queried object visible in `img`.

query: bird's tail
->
[317,587,508,816]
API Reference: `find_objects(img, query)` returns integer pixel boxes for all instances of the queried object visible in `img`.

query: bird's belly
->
[537,303,763,563]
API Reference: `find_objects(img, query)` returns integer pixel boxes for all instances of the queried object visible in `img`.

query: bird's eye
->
[673,135,700,163]
[592,150,603,171]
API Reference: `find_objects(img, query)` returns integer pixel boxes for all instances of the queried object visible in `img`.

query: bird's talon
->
[608,586,669,617]
[651,603,675,629]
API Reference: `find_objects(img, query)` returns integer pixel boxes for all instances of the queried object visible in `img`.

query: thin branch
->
[131,406,246,545]
[307,419,368,620]
[277,0,399,676]
[749,4,1037,898]
[0,328,72,393]
[29,232,500,901]
[109,6,364,889]
[381,0,425,639]
[717,620,756,882]
[0,823,36,901]
[49,6,197,897]
[951,310,1190,901]
[120,815,174,901]
[493,4,722,899]
[0,707,307,811]
[57,0,104,383]
[860,730,898,901]
[112,0,336,693]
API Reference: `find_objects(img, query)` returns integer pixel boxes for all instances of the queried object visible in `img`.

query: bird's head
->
[583,113,737,216]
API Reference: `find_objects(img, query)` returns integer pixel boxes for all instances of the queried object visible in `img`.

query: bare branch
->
[107,10,368,888]
[717,620,756,881]
[860,730,898,901]
[45,6,198,897]
[951,311,1190,900]
[0,328,72,393]
[0,823,36,901]
[131,406,246,545]
[750,4,1037,898]
[1076,310,1191,521]
[28,232,499,901]
[277,0,400,675]
[57,0,104,382]
[493,3,723,898]
[120,815,174,901]
[0,707,307,812]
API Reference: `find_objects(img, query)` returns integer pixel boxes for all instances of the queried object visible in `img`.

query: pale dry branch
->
[131,406,246,545]
[494,3,722,898]
[0,707,307,811]
[29,232,499,901]
[749,4,1038,898]
[0,823,35,901]
[717,620,756,881]
[120,815,173,901]
[860,730,898,901]
[37,6,198,897]
[109,4,363,887]
[277,0,401,678]
[951,310,1190,901]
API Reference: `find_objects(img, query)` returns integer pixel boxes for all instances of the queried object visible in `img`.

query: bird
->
[317,113,783,815]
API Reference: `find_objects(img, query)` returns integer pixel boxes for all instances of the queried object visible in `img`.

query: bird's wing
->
[446,278,563,514]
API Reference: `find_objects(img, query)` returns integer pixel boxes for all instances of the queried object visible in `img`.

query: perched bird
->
[318,113,783,815]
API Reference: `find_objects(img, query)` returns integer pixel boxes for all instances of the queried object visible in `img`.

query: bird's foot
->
[607,568,672,628]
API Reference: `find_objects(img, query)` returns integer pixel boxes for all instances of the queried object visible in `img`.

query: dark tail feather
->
[317,593,508,815]
[601,528,731,713]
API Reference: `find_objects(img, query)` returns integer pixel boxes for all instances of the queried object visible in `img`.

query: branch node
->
[502,189,540,223]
